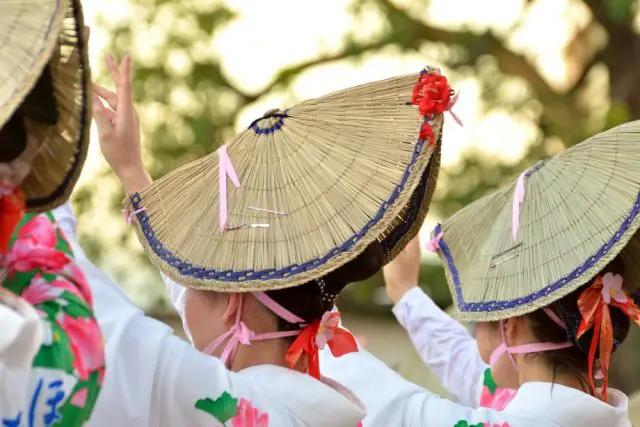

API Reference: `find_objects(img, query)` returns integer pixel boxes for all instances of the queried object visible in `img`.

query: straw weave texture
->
[439,121,640,322]
[0,0,91,212]
[128,66,444,292]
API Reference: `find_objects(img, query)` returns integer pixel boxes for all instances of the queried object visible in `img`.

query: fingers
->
[92,94,114,135]
[92,83,118,110]
[117,55,134,117]
[118,54,133,99]
[105,53,121,86]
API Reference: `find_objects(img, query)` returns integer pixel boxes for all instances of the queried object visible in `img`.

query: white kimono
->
[52,204,365,427]
[52,204,633,426]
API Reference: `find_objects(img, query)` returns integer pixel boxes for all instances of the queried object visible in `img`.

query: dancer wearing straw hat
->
[321,124,640,426]
[0,1,105,425]
[381,121,640,426]
[83,49,455,425]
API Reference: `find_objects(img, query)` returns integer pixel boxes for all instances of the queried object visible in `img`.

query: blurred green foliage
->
[84,0,640,391]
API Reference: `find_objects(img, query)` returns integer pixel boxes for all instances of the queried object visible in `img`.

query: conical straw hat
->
[126,65,455,292]
[0,0,91,212]
[435,120,640,322]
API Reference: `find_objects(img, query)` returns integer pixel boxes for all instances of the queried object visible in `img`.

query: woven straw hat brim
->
[437,120,640,322]
[381,140,440,263]
[126,66,446,292]
[0,0,91,212]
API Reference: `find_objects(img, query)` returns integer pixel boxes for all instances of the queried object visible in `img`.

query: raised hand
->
[92,54,151,194]
[383,236,421,304]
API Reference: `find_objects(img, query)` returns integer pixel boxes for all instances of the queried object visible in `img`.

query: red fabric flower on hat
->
[419,122,436,146]
[412,72,453,117]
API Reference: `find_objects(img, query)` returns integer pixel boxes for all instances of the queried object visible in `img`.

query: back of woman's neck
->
[518,361,590,394]
[231,340,297,372]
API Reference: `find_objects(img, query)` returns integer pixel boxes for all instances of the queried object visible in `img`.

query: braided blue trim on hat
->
[129,119,431,282]
[435,190,640,313]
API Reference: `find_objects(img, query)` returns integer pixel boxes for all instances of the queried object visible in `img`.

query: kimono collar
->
[239,364,365,427]
[504,382,630,427]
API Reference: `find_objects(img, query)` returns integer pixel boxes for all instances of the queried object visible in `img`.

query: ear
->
[222,293,242,325]
[504,316,527,345]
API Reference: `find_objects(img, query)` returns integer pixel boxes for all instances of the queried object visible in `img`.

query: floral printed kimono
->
[0,212,105,426]
[52,203,365,427]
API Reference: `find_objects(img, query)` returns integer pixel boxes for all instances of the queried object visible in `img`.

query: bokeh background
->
[77,0,640,416]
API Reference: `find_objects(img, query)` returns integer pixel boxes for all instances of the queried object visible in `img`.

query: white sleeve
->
[392,287,487,407]
[51,205,269,426]
[53,203,192,339]
[403,389,520,427]
[0,294,42,420]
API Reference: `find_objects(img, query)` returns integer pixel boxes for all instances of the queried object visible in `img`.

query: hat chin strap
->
[489,310,573,370]
[202,292,304,366]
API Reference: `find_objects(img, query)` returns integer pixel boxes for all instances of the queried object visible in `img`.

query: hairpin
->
[225,223,270,231]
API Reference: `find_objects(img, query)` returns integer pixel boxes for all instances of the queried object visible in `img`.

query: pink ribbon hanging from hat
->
[218,144,240,231]
[446,92,463,127]
[511,169,528,242]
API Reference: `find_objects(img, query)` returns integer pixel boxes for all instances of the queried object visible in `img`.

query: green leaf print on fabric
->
[55,370,104,426]
[483,368,498,395]
[195,391,239,423]
[453,421,484,427]
[32,322,75,374]
[60,291,94,319]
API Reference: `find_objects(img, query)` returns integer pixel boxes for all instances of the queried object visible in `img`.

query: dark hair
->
[265,241,385,339]
[0,64,58,162]
[525,256,631,393]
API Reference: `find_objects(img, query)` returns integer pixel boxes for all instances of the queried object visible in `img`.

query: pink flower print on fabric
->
[60,314,105,380]
[479,386,516,411]
[62,262,93,306]
[479,369,515,411]
[18,215,57,248]
[4,239,70,275]
[70,388,89,407]
[20,274,64,305]
[316,311,340,350]
[484,423,510,427]
[601,273,626,304]
[231,399,269,427]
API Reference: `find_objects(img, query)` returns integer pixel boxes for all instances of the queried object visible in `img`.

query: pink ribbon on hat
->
[218,144,241,231]
[426,231,444,253]
[446,92,463,127]
[122,207,146,224]
[511,169,528,242]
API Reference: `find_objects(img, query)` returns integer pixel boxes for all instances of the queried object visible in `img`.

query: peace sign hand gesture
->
[92,54,151,194]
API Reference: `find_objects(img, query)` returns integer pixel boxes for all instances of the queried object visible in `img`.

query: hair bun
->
[323,241,384,292]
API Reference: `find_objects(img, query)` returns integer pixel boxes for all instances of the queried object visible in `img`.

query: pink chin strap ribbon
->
[489,307,573,369]
[202,291,304,364]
